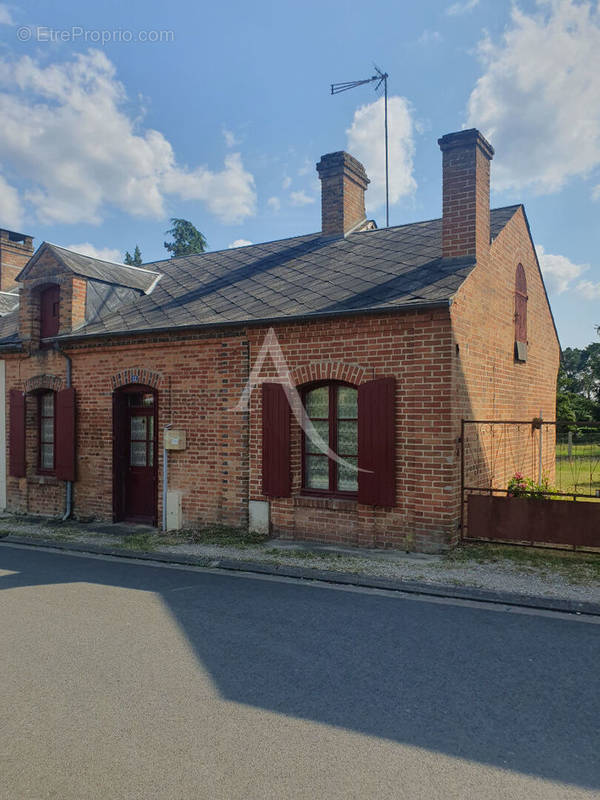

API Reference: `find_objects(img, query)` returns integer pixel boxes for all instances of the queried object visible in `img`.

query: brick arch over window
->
[111,368,163,390]
[25,374,63,394]
[290,361,368,388]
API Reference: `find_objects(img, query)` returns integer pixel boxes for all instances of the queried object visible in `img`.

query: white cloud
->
[576,279,600,298]
[289,190,315,207]
[163,152,256,224]
[0,50,257,225]
[223,128,239,148]
[0,4,14,25]
[593,184,600,200]
[467,0,600,194]
[67,242,123,262]
[536,244,589,294]
[447,0,479,15]
[346,95,416,211]
[228,238,252,248]
[267,196,281,212]
[0,173,24,228]
[282,176,292,190]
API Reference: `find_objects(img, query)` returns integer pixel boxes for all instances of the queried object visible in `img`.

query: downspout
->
[54,343,73,521]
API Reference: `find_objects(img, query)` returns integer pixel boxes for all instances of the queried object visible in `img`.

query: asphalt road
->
[1,544,599,800]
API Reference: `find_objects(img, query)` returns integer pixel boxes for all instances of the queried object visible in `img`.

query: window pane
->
[148,415,154,440]
[130,416,147,440]
[41,393,54,417]
[130,441,147,466]
[337,420,358,455]
[306,455,329,489]
[41,443,54,470]
[305,420,329,454]
[41,418,54,444]
[305,387,329,418]
[337,457,358,492]
[148,445,154,467]
[128,393,154,408]
[337,387,357,419]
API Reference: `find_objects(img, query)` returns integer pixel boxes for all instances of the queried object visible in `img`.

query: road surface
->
[1,543,598,799]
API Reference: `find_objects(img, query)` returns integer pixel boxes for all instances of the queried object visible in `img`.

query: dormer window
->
[40,284,60,343]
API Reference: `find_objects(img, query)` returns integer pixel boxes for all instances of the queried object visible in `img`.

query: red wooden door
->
[114,388,157,524]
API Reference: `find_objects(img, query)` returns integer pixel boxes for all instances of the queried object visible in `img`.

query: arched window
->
[302,382,358,495]
[40,284,60,342]
[38,390,55,473]
[514,264,528,360]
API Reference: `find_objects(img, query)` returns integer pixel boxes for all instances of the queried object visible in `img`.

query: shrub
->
[507,472,557,499]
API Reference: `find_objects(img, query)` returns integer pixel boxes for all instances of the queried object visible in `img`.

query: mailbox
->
[164,429,186,450]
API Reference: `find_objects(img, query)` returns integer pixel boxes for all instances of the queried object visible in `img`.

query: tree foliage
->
[557,334,600,421]
[164,218,207,258]
[124,245,142,266]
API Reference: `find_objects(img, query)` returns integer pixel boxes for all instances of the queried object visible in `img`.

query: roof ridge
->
[45,242,161,275]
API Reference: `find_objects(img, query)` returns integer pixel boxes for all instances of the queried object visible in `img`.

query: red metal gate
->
[461,419,600,551]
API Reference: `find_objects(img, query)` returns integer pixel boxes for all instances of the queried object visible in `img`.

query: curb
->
[2,534,600,617]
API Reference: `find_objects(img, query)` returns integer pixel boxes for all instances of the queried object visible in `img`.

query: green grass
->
[447,543,600,583]
[556,442,600,458]
[555,456,600,495]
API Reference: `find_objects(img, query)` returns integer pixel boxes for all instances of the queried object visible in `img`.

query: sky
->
[0,0,598,349]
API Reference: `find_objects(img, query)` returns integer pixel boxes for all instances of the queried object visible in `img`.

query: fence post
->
[538,410,543,485]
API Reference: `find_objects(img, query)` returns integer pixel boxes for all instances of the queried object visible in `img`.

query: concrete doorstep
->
[2,532,600,618]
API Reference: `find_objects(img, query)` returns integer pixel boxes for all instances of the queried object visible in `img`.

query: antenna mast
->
[331,66,389,227]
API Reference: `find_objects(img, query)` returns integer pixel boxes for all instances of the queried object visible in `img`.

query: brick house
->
[0,129,559,552]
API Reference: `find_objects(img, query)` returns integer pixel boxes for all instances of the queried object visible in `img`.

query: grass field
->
[554,452,600,495]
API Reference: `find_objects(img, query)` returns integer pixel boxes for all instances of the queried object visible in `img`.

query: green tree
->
[164,218,207,258]
[124,245,142,266]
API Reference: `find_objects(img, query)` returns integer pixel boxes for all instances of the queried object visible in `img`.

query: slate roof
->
[18,243,161,293]
[0,205,521,347]
[62,205,520,339]
[0,289,19,316]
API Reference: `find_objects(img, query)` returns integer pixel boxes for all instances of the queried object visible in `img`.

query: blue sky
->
[0,0,598,348]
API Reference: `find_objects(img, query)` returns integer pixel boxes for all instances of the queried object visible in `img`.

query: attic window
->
[40,284,60,343]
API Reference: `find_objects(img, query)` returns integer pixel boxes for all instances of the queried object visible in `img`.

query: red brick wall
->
[247,311,458,552]
[450,206,560,526]
[5,332,250,529]
[0,230,34,291]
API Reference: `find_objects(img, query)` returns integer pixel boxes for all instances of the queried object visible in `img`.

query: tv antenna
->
[331,65,389,227]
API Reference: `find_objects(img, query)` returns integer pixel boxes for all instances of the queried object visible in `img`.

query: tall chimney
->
[438,129,494,264]
[0,229,34,290]
[316,151,369,236]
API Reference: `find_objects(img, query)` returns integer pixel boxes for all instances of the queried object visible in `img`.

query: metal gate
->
[461,419,600,550]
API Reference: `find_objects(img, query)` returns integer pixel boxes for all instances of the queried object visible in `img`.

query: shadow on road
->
[1,545,598,790]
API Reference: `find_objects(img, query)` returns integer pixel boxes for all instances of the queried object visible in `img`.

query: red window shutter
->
[515,264,527,343]
[9,389,25,477]
[358,377,396,507]
[262,383,291,497]
[40,285,60,339]
[55,387,76,481]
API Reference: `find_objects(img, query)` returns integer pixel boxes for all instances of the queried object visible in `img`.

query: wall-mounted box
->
[165,429,186,450]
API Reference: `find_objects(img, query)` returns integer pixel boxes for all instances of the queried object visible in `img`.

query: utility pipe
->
[54,343,73,521]
[162,423,172,531]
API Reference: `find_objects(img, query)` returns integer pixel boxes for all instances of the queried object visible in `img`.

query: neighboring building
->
[0,129,560,551]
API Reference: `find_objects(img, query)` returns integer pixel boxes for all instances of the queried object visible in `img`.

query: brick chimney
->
[438,129,494,264]
[0,228,34,290]
[316,151,370,236]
